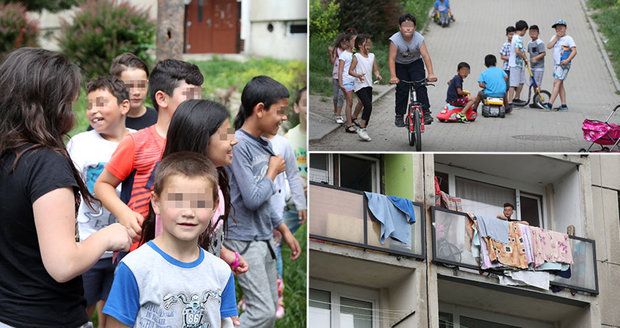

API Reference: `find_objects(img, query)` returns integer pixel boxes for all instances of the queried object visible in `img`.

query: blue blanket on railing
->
[364,192,415,246]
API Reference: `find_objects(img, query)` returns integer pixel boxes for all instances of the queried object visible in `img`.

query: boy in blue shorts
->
[471,55,508,110]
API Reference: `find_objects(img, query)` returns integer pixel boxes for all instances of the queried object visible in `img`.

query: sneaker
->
[395,114,405,127]
[424,114,434,125]
[334,115,344,124]
[357,128,372,141]
[555,104,568,111]
[542,102,552,110]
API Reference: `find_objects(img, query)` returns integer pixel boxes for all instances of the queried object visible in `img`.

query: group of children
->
[0,47,306,328]
[445,18,577,122]
[329,30,382,142]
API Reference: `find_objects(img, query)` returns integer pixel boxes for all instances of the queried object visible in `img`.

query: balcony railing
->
[431,206,599,295]
[309,182,425,259]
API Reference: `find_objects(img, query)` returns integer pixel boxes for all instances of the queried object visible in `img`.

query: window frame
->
[310,154,381,193]
[310,279,380,328]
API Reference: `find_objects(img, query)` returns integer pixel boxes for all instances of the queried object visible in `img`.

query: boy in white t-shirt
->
[543,19,577,111]
[67,76,133,326]
[508,20,529,105]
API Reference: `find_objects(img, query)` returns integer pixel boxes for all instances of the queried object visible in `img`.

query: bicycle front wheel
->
[413,110,422,151]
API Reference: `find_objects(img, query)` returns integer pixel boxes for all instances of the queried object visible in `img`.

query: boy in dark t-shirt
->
[446,62,474,122]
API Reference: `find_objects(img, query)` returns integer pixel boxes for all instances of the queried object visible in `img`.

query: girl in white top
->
[328,34,348,124]
[349,34,382,141]
[337,33,357,133]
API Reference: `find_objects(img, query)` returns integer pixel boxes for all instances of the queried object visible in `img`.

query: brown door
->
[185,0,239,54]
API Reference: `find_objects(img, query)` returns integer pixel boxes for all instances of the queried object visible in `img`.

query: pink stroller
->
[580,105,620,152]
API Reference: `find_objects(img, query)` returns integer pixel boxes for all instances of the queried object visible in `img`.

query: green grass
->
[590,0,620,81]
[68,57,307,136]
[276,224,307,328]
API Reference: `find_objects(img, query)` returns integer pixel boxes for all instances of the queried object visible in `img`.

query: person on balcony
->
[497,202,515,221]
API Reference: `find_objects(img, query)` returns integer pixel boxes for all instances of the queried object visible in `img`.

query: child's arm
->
[373,59,382,81]
[231,146,285,211]
[95,169,143,241]
[388,42,399,84]
[105,317,129,328]
[419,42,437,82]
[33,189,132,283]
[547,35,558,49]
[338,58,346,89]
[328,46,336,64]
[276,223,301,260]
[220,273,239,324]
[103,262,141,328]
[348,55,364,82]
[220,246,249,274]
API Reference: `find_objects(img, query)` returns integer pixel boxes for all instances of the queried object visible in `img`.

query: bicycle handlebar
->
[400,79,435,87]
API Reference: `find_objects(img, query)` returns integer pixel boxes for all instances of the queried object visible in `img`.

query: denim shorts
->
[342,81,354,92]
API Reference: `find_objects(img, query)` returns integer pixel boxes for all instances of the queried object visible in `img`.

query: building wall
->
[551,168,584,235]
[383,154,414,200]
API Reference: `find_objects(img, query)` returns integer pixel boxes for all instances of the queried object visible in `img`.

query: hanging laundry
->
[365,192,415,246]
[499,271,550,290]
[387,196,416,223]
[485,222,529,269]
[519,224,535,266]
[530,226,574,267]
[476,215,509,244]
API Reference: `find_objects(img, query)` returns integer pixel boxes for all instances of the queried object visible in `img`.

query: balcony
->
[309,183,425,259]
[431,206,599,295]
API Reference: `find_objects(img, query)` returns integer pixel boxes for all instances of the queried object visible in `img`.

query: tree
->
[155,0,184,61]
[0,0,81,12]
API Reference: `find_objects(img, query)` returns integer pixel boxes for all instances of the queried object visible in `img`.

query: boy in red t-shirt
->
[94,59,204,249]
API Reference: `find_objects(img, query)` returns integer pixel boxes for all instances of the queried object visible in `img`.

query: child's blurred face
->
[507,31,514,42]
[153,175,216,243]
[458,67,470,79]
[168,81,202,112]
[119,68,148,110]
[555,25,567,37]
[399,20,416,38]
[207,119,237,167]
[259,98,288,135]
[87,89,128,136]
[529,29,539,40]
[294,90,307,117]
[363,39,373,52]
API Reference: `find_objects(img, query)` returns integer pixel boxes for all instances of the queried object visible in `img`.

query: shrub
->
[58,0,155,80]
[310,0,340,43]
[0,3,39,59]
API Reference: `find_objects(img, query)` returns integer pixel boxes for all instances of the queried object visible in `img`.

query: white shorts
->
[553,65,570,81]
[509,66,526,87]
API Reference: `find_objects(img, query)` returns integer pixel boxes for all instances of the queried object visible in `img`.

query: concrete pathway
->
[310,0,620,152]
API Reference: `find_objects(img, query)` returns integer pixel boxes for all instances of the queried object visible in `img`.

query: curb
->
[309,84,396,141]
[579,0,620,92]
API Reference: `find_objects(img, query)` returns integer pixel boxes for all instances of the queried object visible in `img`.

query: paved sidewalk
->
[310,0,620,152]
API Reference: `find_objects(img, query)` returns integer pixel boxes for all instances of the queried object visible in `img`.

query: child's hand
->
[358,75,365,82]
[232,316,240,326]
[267,156,286,180]
[233,254,249,275]
[427,74,438,82]
[282,230,301,260]
[560,59,569,66]
[389,76,399,84]
[102,223,132,251]
[298,209,307,225]
[119,210,144,242]
[376,74,383,82]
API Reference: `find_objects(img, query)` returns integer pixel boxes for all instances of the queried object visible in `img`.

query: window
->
[289,24,307,34]
[340,297,373,328]
[309,154,380,193]
[309,281,379,328]
[439,304,553,328]
[436,171,449,193]
[309,289,331,327]
[519,193,543,227]
[455,177,516,220]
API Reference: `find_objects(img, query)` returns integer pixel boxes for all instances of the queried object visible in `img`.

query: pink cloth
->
[530,226,573,267]
[155,187,225,238]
